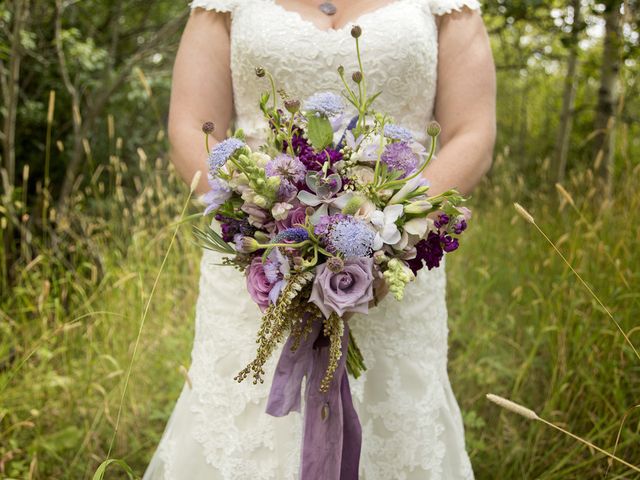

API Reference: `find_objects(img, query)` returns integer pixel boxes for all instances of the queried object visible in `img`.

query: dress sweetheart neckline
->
[265,0,409,35]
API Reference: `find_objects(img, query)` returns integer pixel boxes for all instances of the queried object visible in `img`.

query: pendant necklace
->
[318,0,337,15]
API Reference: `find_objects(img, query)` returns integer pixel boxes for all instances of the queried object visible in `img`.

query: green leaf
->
[365,90,383,108]
[92,458,136,480]
[305,113,334,151]
[192,225,236,254]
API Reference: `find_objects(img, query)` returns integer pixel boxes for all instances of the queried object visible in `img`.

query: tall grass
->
[1,115,639,478]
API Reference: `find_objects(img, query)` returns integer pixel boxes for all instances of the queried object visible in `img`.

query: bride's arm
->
[168,9,234,196]
[423,8,496,198]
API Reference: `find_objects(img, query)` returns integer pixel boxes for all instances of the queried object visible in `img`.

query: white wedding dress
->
[143,0,480,478]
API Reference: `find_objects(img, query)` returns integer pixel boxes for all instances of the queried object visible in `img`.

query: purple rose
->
[309,257,375,318]
[276,205,307,231]
[246,257,272,312]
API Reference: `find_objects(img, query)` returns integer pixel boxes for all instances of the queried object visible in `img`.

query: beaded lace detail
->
[150,0,480,478]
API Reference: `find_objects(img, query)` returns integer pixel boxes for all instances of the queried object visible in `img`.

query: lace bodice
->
[190,0,481,150]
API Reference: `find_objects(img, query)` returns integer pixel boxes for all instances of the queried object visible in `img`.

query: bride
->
[143,0,495,478]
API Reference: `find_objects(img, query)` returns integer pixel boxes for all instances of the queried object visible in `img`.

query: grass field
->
[1,139,639,479]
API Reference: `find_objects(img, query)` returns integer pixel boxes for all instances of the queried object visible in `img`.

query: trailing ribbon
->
[266,315,362,479]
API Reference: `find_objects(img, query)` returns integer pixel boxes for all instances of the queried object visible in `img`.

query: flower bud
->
[351,25,362,38]
[427,120,441,137]
[351,71,363,84]
[337,65,345,75]
[253,194,268,208]
[240,236,261,253]
[305,206,315,217]
[404,200,433,214]
[254,231,271,243]
[255,66,265,78]
[373,250,388,264]
[341,195,366,215]
[284,99,300,113]
[201,121,215,134]
[326,256,344,273]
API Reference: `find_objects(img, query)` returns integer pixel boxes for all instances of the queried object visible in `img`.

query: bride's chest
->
[228,0,439,96]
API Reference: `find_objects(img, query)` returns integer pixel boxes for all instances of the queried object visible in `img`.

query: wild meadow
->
[1,1,639,479]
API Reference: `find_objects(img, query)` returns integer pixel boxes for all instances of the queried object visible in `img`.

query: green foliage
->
[305,113,335,151]
[1,0,639,478]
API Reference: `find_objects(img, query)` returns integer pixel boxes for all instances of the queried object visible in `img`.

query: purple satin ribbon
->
[265,315,362,479]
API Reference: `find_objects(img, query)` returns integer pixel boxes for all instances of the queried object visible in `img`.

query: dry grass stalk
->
[512,203,640,362]
[486,394,640,473]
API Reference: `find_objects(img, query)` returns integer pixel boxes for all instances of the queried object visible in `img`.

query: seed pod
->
[201,121,215,134]
[427,120,441,137]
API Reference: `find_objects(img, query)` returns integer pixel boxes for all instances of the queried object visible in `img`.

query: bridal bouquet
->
[194,25,471,478]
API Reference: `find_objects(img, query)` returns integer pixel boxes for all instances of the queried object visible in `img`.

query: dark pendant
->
[319,1,337,15]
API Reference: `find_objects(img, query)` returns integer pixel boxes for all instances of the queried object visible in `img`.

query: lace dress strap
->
[189,0,241,13]
[426,0,481,15]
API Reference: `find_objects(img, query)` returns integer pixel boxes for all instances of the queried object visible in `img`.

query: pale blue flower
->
[303,92,345,117]
[208,137,245,176]
[327,216,376,258]
[383,123,414,142]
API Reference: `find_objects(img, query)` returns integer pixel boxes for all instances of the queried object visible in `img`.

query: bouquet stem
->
[346,329,367,379]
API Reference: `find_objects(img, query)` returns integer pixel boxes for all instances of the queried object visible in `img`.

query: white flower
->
[352,133,383,164]
[350,165,375,185]
[271,202,293,221]
[370,204,403,250]
[403,217,435,238]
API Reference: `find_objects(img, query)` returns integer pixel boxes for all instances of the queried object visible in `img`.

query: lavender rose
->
[276,205,308,231]
[246,257,272,312]
[309,257,375,318]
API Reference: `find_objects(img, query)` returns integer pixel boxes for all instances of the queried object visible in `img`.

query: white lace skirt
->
[142,247,474,479]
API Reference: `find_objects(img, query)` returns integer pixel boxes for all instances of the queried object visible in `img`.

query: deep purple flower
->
[380,141,419,178]
[452,219,467,234]
[215,214,256,243]
[434,213,450,229]
[286,128,343,172]
[441,234,459,252]
[406,231,444,274]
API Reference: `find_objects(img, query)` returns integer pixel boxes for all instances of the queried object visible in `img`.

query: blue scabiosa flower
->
[208,137,245,176]
[380,141,419,178]
[325,216,375,258]
[383,124,414,142]
[303,92,345,117]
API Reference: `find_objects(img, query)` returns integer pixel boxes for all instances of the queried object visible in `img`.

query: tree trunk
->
[593,0,622,196]
[0,0,28,287]
[553,0,581,184]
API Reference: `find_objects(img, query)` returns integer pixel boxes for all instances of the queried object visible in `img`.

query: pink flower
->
[309,257,375,318]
